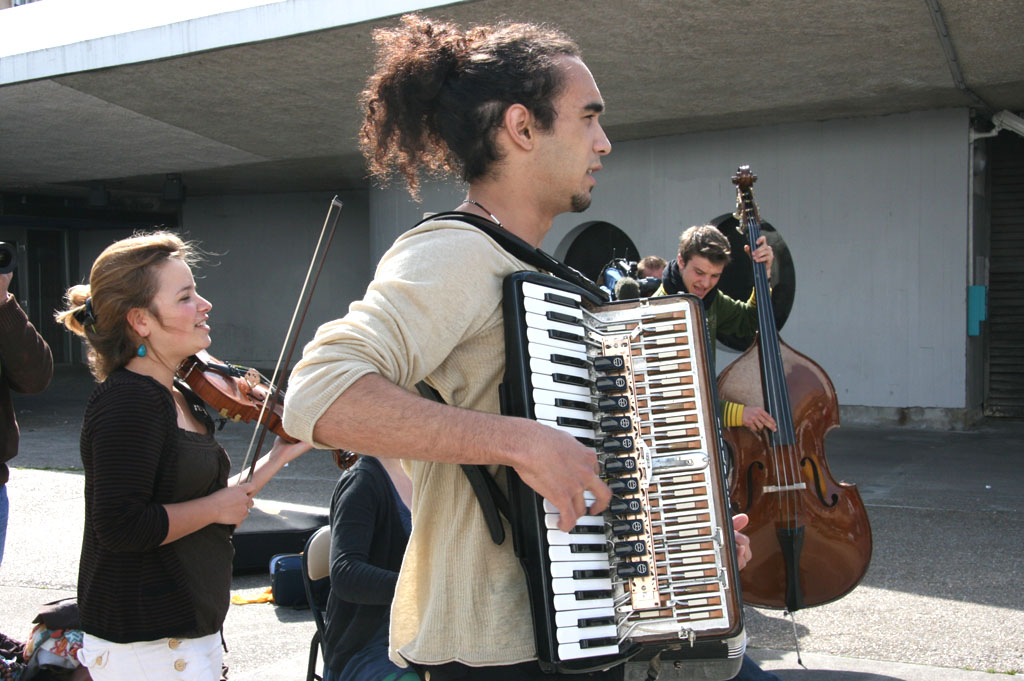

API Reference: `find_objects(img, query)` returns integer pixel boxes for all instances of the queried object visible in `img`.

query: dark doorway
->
[27,230,69,364]
[985,131,1024,418]
[559,220,639,284]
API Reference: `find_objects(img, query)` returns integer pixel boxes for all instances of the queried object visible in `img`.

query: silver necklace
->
[463,199,503,228]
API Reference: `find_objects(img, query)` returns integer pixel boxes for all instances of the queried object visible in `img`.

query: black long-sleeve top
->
[324,455,410,674]
[78,369,231,642]
[0,295,53,485]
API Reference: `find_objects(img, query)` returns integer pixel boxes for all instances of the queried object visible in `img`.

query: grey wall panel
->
[368,180,468,263]
[183,191,371,368]
[370,109,969,409]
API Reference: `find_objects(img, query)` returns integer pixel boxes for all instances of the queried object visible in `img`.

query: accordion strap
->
[415,381,510,545]
[414,211,609,301]
[411,212,606,546]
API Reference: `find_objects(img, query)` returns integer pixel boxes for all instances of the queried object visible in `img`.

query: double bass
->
[717,166,872,611]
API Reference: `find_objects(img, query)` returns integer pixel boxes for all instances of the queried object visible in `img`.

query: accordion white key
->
[499,271,745,677]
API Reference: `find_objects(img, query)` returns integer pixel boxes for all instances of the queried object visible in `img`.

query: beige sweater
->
[283,219,540,666]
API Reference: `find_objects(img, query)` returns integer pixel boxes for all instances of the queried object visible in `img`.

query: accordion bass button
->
[617,561,650,578]
[607,478,639,495]
[599,415,632,433]
[592,355,625,372]
[601,436,634,453]
[610,519,644,537]
[595,376,628,392]
[603,456,637,473]
[607,496,643,515]
[598,396,631,412]
[613,540,647,557]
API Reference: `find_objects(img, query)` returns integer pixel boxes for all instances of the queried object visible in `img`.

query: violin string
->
[239,197,344,481]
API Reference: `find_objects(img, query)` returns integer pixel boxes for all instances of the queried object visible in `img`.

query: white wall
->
[184,190,371,368]
[371,109,970,410]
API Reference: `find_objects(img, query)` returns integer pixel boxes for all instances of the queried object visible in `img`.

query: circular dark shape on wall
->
[709,212,797,351]
[561,221,640,284]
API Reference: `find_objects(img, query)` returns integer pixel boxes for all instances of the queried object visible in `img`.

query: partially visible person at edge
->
[283,15,752,681]
[322,451,417,681]
[0,269,54,567]
[56,232,311,681]
[655,224,779,434]
[636,254,666,280]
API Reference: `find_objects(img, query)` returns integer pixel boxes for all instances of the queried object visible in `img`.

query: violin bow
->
[240,197,344,482]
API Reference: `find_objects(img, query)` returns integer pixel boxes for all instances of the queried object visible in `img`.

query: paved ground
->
[2,366,1022,680]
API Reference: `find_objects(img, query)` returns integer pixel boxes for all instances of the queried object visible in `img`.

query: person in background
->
[56,232,310,681]
[0,267,53,567]
[636,255,666,280]
[322,452,417,681]
[655,224,778,433]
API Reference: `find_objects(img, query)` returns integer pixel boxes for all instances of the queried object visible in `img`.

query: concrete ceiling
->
[2,0,1022,204]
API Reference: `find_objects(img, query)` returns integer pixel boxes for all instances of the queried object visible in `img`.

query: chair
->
[302,525,332,681]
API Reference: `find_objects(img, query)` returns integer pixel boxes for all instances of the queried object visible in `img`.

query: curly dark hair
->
[359,14,580,197]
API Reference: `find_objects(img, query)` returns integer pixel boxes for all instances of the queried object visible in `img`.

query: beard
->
[570,190,592,213]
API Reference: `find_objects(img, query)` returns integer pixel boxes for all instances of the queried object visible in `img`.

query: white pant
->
[78,632,222,681]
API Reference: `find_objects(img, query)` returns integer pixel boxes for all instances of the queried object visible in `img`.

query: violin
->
[177,350,292,439]
[177,350,357,469]
[717,166,872,611]
[175,198,356,476]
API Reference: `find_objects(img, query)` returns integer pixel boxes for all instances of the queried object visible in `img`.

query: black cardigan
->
[324,455,410,674]
[78,369,221,642]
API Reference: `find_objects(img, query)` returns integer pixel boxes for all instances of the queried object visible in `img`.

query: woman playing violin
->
[56,231,310,681]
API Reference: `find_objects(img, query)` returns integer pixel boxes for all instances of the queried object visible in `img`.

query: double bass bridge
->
[761,482,807,493]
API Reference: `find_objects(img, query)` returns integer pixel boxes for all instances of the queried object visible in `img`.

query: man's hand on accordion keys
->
[511,420,613,532]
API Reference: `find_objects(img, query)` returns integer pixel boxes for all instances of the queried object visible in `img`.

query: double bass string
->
[742,201,801,531]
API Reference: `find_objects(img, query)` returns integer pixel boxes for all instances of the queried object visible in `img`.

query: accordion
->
[499,271,745,676]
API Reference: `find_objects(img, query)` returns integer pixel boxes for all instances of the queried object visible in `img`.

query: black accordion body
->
[499,271,745,676]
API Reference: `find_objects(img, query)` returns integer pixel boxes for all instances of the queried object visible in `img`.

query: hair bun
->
[72,297,97,328]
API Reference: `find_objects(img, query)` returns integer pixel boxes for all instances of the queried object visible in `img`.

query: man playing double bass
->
[655,224,778,434]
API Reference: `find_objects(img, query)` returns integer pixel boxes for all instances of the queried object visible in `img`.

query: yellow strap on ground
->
[230,587,274,605]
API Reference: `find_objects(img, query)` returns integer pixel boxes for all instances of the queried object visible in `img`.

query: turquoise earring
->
[137,343,147,358]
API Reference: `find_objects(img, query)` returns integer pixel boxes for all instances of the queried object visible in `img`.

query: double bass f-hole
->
[717,165,872,612]
[802,455,839,507]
